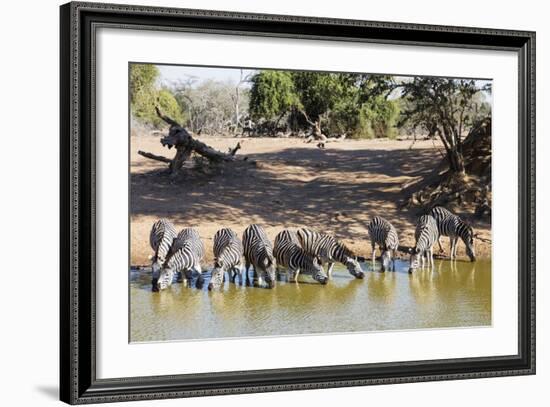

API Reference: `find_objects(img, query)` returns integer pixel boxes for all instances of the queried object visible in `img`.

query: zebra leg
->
[371,242,376,264]
[252,266,259,286]
[451,237,458,260]
[438,236,444,254]
[429,248,434,269]
[293,268,300,283]
[194,265,204,289]
[181,269,190,287]
[392,250,397,271]
[327,262,335,279]
[244,261,251,286]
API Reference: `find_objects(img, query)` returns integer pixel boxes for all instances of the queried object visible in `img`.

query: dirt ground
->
[130,134,491,265]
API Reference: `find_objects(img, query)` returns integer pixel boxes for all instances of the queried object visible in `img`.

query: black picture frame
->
[60,1,536,404]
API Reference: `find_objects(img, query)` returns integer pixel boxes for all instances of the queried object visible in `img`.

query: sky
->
[158,65,256,87]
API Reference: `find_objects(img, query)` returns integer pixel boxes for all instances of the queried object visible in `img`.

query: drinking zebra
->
[408,215,439,273]
[208,228,244,291]
[149,219,177,290]
[274,230,328,284]
[153,228,205,291]
[242,224,277,288]
[366,216,399,272]
[296,228,364,279]
[429,206,476,262]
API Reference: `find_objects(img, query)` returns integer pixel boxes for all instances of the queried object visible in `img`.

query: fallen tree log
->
[138,107,245,175]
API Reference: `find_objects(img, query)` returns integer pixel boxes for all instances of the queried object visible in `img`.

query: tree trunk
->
[169,146,193,174]
[447,147,465,174]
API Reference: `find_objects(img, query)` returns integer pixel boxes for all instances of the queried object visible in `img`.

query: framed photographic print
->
[60,1,535,404]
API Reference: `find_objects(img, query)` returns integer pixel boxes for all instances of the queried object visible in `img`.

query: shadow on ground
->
[130,145,448,242]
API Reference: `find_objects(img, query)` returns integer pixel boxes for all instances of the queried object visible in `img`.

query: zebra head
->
[463,225,477,262]
[380,250,392,272]
[260,256,277,288]
[408,248,423,273]
[310,257,328,285]
[151,255,162,278]
[208,260,225,291]
[152,265,174,292]
[344,257,364,278]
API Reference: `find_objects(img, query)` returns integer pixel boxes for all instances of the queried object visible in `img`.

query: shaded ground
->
[130,136,491,264]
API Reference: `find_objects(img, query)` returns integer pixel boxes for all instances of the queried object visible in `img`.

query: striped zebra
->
[408,215,439,273]
[242,224,277,289]
[273,230,328,285]
[153,228,205,291]
[208,228,244,291]
[296,228,364,279]
[366,217,399,272]
[429,206,476,262]
[149,219,177,290]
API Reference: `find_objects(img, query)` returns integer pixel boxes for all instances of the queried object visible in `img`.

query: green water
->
[130,259,491,342]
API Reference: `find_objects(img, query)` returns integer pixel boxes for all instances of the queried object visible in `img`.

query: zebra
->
[429,206,476,262]
[273,230,328,285]
[296,228,364,279]
[242,224,277,288]
[366,217,399,272]
[208,228,244,291]
[153,228,205,291]
[408,215,439,273]
[149,219,177,291]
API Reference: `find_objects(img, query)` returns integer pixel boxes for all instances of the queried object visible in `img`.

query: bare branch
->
[137,150,172,163]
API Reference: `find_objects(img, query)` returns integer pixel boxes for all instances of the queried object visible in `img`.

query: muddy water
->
[130,259,491,342]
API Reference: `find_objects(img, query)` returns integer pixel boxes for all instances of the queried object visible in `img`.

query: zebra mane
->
[334,238,356,259]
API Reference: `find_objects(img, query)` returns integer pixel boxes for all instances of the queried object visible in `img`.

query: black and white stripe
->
[274,230,328,284]
[409,215,439,272]
[154,228,205,291]
[366,217,399,272]
[208,228,244,290]
[429,206,476,261]
[242,224,277,288]
[296,228,364,279]
[149,219,177,290]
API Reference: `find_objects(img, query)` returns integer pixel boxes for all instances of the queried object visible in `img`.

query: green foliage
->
[398,78,490,138]
[249,71,298,120]
[397,77,491,173]
[291,72,354,120]
[157,88,184,125]
[357,96,399,139]
[248,70,400,138]
[130,64,184,128]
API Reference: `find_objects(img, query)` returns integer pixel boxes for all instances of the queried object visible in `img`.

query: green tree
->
[130,63,184,128]
[157,88,184,125]
[358,96,400,139]
[248,70,401,139]
[249,70,298,122]
[398,78,490,174]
